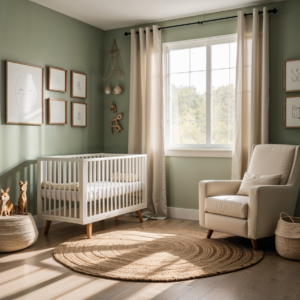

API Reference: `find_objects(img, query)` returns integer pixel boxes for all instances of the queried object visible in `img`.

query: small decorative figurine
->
[109,102,117,113]
[18,181,28,215]
[0,188,14,216]
[110,113,123,134]
[14,205,20,214]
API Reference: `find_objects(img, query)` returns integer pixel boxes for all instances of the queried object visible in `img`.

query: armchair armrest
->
[248,185,298,239]
[199,180,242,227]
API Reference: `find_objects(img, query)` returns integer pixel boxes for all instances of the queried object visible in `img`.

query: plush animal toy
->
[0,188,14,216]
[18,181,28,215]
[14,205,20,214]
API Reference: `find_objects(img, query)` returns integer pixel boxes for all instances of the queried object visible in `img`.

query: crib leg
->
[44,220,52,235]
[115,216,119,220]
[86,223,92,239]
[137,210,143,223]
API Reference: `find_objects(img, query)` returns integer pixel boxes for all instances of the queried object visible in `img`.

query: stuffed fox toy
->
[18,181,28,215]
[0,188,14,216]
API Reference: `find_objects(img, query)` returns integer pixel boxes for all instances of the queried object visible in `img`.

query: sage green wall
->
[103,0,300,216]
[0,0,104,214]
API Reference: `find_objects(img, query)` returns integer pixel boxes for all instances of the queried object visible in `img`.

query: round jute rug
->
[54,228,263,282]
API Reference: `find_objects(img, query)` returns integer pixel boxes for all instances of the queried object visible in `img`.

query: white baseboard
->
[167,207,199,221]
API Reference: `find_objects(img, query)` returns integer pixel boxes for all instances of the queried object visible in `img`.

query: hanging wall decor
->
[71,102,87,127]
[49,66,67,92]
[103,39,124,95]
[71,71,87,99]
[110,113,123,134]
[109,102,117,113]
[48,98,67,125]
[6,60,44,125]
[284,59,300,93]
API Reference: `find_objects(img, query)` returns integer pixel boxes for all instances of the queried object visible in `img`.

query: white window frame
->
[163,34,237,157]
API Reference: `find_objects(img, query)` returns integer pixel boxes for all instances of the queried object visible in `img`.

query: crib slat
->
[118,159,121,209]
[43,161,46,214]
[89,161,92,217]
[122,159,125,208]
[93,161,96,216]
[106,160,109,211]
[58,161,61,216]
[54,161,56,215]
[68,162,71,217]
[129,157,131,207]
[102,160,104,213]
[126,158,128,207]
[114,159,117,210]
[63,161,67,217]
[49,161,52,215]
[73,161,77,218]
[98,161,100,215]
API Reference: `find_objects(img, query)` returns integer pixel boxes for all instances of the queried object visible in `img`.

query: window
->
[163,35,237,153]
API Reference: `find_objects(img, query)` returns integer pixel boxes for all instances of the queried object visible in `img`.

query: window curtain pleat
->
[128,25,167,219]
[232,8,269,179]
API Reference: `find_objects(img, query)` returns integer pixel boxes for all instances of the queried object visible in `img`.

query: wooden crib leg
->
[115,216,119,220]
[137,210,143,223]
[86,223,92,239]
[44,220,52,235]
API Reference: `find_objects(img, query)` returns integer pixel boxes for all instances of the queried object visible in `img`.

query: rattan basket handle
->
[280,212,294,223]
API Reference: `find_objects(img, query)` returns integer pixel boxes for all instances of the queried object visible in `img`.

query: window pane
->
[190,121,206,144]
[191,47,206,71]
[211,69,230,94]
[230,68,236,89]
[211,94,230,120]
[212,44,229,70]
[190,71,206,96]
[172,121,190,144]
[170,73,189,97]
[212,120,229,144]
[229,118,235,145]
[170,49,189,73]
[172,97,189,121]
[230,42,237,68]
[190,94,206,120]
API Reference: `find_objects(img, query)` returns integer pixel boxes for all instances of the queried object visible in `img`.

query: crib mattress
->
[41,181,143,202]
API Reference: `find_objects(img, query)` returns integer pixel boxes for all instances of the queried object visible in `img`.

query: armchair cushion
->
[205,195,248,219]
[248,145,296,185]
[236,172,281,196]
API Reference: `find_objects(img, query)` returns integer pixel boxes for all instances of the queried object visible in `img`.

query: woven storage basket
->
[275,212,300,260]
[0,213,38,253]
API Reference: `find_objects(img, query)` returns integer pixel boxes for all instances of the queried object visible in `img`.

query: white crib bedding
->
[41,181,143,202]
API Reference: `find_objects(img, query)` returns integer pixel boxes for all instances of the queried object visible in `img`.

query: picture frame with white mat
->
[6,60,44,125]
[48,66,67,93]
[284,95,300,128]
[48,98,67,125]
[71,102,87,127]
[71,71,87,99]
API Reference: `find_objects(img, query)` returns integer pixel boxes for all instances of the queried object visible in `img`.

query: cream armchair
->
[199,144,300,250]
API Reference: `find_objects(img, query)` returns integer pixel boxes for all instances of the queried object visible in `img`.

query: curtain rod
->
[124,8,277,36]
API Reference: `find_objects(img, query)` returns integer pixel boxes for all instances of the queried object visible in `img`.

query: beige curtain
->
[232,8,269,180]
[128,25,167,219]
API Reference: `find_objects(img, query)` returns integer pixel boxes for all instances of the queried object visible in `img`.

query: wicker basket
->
[275,212,300,260]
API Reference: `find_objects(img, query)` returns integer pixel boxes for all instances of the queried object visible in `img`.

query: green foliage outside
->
[171,83,235,145]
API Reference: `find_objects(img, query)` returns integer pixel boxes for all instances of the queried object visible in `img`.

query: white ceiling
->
[30,0,282,31]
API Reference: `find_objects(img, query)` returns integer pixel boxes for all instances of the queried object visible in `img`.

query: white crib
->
[37,153,147,238]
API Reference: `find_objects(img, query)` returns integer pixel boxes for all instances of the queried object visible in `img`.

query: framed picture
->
[48,67,67,92]
[71,71,87,99]
[284,59,300,93]
[284,95,300,128]
[6,60,44,125]
[48,98,67,125]
[71,102,87,127]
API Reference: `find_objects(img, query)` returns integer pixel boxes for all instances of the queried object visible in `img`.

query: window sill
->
[165,149,232,158]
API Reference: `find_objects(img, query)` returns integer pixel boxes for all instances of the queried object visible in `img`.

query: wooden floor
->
[1,216,300,300]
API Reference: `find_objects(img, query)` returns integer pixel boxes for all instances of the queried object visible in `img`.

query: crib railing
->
[37,154,147,224]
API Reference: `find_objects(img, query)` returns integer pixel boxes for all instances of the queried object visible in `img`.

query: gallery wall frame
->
[284,95,300,128]
[284,58,300,93]
[48,98,68,125]
[6,60,44,125]
[48,66,68,92]
[71,71,87,99]
[71,102,87,127]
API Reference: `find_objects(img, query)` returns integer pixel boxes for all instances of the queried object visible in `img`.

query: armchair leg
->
[251,239,258,251]
[206,229,213,239]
